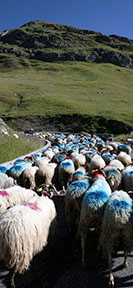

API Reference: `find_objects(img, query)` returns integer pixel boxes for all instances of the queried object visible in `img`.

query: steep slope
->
[0,20,133,133]
[0,20,133,68]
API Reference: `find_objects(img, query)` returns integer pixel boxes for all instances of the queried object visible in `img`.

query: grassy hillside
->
[0,59,133,124]
[0,20,132,133]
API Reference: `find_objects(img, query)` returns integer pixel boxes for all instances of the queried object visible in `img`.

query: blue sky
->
[0,0,133,39]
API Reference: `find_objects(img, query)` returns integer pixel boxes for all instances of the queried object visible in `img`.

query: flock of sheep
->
[0,132,133,287]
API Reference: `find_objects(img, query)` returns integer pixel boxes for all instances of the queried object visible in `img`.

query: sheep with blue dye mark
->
[72,167,86,182]
[7,162,32,180]
[58,158,75,191]
[0,193,56,287]
[78,170,111,266]
[98,190,132,287]
[0,165,12,174]
[117,143,132,155]
[0,172,14,189]
[101,150,114,165]
[122,166,133,192]
[0,185,37,215]
[103,165,122,191]
[65,176,91,234]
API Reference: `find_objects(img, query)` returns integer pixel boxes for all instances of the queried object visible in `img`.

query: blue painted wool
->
[86,178,111,196]
[0,166,9,174]
[60,161,73,168]
[73,171,84,177]
[67,177,90,198]
[14,159,25,164]
[110,199,132,210]
[85,191,109,207]
[105,169,119,176]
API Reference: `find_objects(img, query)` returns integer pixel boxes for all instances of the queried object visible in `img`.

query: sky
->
[0,0,133,39]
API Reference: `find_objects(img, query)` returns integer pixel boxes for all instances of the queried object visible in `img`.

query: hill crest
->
[0,20,133,68]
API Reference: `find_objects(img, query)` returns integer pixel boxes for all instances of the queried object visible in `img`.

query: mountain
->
[0,20,133,134]
[0,20,133,68]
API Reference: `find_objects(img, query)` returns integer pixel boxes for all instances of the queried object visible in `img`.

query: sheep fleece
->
[0,195,56,274]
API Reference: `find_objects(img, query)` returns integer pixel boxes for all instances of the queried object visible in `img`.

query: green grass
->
[0,59,133,125]
[0,131,45,164]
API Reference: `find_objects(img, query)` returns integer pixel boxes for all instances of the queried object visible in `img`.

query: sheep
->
[117,143,132,155]
[72,167,86,182]
[88,154,106,175]
[117,151,131,167]
[7,162,32,180]
[101,150,114,165]
[103,165,122,191]
[58,157,75,192]
[71,153,86,170]
[78,170,111,266]
[0,185,37,215]
[0,172,14,189]
[109,159,124,171]
[121,166,133,192]
[51,152,67,164]
[35,162,59,195]
[33,157,50,168]
[0,165,12,174]
[42,148,55,160]
[0,193,56,287]
[17,166,38,190]
[65,176,91,234]
[98,190,132,287]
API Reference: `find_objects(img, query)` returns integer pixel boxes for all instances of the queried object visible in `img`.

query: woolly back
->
[103,190,132,225]
[66,177,91,199]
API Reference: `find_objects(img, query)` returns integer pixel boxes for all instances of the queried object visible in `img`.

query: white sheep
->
[109,159,124,171]
[0,185,37,215]
[17,166,38,190]
[71,153,86,170]
[0,172,14,189]
[117,151,131,167]
[0,193,56,287]
[88,154,106,175]
[98,190,132,287]
[35,163,57,186]
[78,170,111,266]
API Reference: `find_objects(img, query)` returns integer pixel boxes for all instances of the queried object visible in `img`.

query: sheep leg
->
[9,268,16,288]
[123,251,128,268]
[81,230,87,267]
[108,251,114,287]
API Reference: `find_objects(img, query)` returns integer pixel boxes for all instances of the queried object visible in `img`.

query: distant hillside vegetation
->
[0,20,133,68]
[0,20,133,134]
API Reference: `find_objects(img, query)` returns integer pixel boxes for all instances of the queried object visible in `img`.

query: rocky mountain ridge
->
[0,20,133,68]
